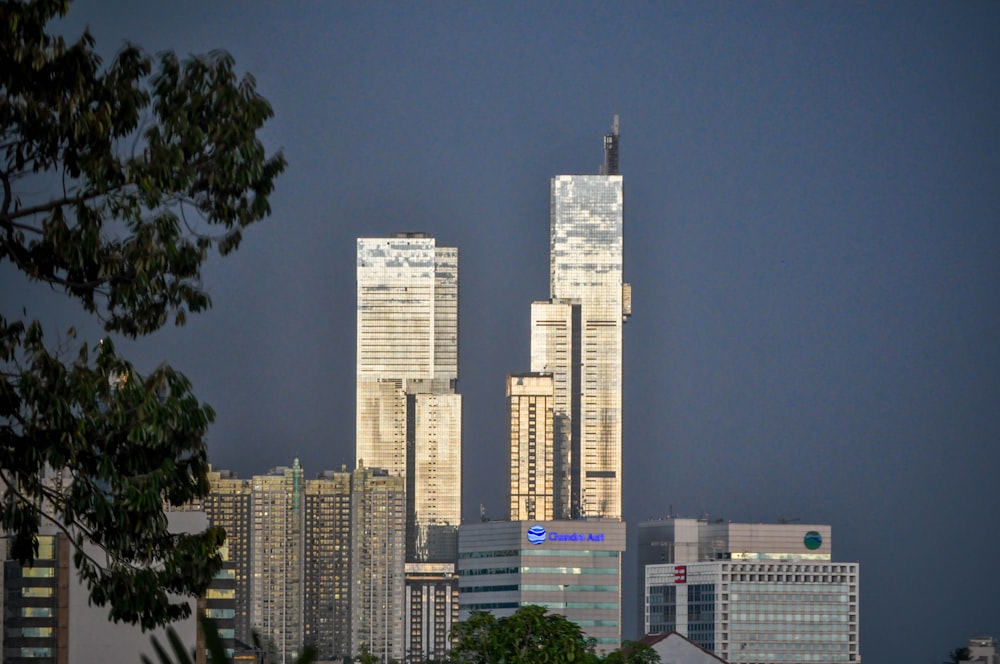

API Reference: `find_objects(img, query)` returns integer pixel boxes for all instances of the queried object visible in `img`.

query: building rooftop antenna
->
[601,114,620,175]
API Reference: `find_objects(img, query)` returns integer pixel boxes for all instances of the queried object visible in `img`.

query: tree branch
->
[0,185,123,224]
[0,469,109,574]
[1,170,10,218]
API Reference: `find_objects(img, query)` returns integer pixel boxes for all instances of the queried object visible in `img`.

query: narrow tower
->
[530,115,630,519]
[356,234,461,663]
[462,118,629,656]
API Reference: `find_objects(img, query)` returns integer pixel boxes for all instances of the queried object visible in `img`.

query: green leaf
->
[1,0,281,631]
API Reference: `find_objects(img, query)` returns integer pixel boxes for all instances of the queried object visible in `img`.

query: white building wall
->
[645,560,860,664]
[67,512,205,664]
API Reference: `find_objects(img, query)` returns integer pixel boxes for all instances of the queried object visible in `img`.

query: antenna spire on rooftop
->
[602,114,620,175]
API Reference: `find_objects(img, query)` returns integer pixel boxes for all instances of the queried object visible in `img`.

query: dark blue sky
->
[7,2,999,661]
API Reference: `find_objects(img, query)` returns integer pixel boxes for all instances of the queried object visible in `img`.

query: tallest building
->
[530,115,630,519]
[462,118,629,653]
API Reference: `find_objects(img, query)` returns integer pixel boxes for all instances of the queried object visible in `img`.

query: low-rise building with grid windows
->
[640,518,860,664]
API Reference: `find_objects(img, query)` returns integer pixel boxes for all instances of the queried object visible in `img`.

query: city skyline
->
[6,3,998,662]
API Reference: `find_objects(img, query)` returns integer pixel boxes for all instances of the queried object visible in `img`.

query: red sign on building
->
[674,565,687,584]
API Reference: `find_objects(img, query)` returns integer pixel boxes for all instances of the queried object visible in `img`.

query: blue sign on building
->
[526,525,606,545]
[527,525,547,545]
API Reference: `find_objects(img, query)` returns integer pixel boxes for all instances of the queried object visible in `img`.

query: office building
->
[458,520,626,654]
[640,518,860,663]
[458,118,630,653]
[249,462,304,662]
[302,469,352,660]
[967,636,998,664]
[507,372,556,521]
[350,466,406,663]
[356,234,462,661]
[530,116,630,520]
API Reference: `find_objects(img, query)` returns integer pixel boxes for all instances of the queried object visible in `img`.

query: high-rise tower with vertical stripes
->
[356,234,461,662]
[530,116,630,519]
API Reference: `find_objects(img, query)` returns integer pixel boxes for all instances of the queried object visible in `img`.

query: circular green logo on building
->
[804,531,822,550]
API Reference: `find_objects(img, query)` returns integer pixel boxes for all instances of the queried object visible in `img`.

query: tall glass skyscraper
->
[356,233,461,662]
[462,118,629,656]
[530,118,631,519]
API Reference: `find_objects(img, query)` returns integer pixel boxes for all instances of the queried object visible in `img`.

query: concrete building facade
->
[404,562,459,663]
[249,462,304,662]
[199,468,253,645]
[967,636,999,664]
[350,466,406,663]
[302,469,352,660]
[507,372,556,521]
[640,518,860,664]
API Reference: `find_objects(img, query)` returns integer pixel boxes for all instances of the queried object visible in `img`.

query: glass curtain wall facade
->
[356,235,461,561]
[458,520,627,655]
[644,561,860,663]
[1,534,65,663]
[475,120,629,653]
[531,170,629,519]
[639,519,860,663]
[357,235,462,663]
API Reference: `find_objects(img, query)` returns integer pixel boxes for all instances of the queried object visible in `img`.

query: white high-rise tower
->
[530,116,631,519]
[460,118,630,655]
[355,233,461,663]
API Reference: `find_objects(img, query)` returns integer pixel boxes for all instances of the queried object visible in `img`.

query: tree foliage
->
[354,642,391,664]
[947,647,971,664]
[143,616,317,664]
[450,606,598,664]
[603,640,660,664]
[448,606,661,664]
[1,0,284,628]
